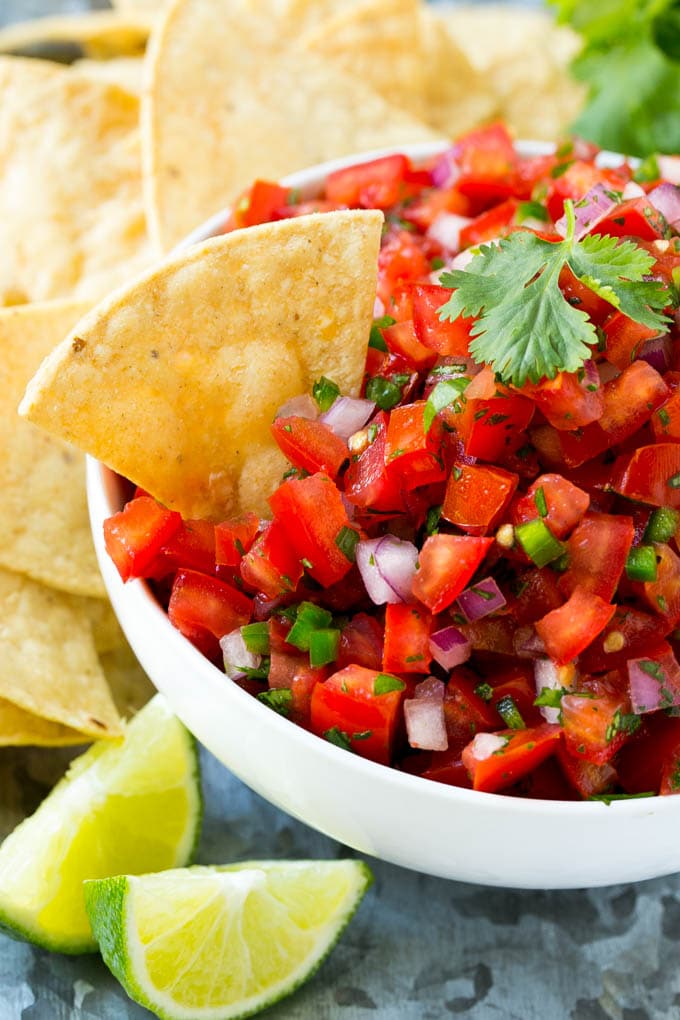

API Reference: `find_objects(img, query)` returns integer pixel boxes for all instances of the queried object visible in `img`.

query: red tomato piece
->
[401,186,472,231]
[525,369,604,430]
[309,664,406,765]
[579,605,673,674]
[462,723,562,793]
[382,320,437,372]
[618,715,680,794]
[384,402,447,491]
[558,265,614,327]
[506,568,563,626]
[442,462,518,535]
[546,161,628,222]
[453,123,518,210]
[215,512,260,567]
[344,411,405,512]
[593,197,668,240]
[271,416,348,480]
[411,284,474,357]
[535,587,617,666]
[610,444,680,508]
[412,534,493,613]
[463,395,535,461]
[560,681,632,766]
[150,518,217,578]
[443,667,500,747]
[103,496,182,582]
[377,230,430,309]
[382,603,432,674]
[557,746,617,798]
[337,613,384,671]
[459,198,519,249]
[273,199,347,219]
[168,568,251,660]
[325,154,412,209]
[602,311,660,369]
[642,542,680,625]
[240,519,303,599]
[228,180,291,229]
[512,473,590,540]
[420,750,473,789]
[269,472,359,588]
[652,387,680,442]
[558,512,634,602]
[598,361,669,438]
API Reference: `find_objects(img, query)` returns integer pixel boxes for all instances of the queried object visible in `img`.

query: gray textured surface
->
[1,1,679,1018]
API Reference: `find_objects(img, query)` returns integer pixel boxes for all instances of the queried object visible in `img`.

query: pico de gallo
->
[104,123,680,801]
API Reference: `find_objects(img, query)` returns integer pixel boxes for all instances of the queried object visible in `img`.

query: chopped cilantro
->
[534,486,548,518]
[365,375,403,411]
[474,682,494,702]
[257,689,293,716]
[534,687,567,709]
[425,504,442,536]
[335,525,359,562]
[374,673,406,696]
[313,376,341,412]
[323,727,353,751]
[423,377,470,432]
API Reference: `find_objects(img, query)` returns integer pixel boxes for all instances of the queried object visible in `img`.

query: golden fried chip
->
[0,568,121,741]
[0,700,91,748]
[73,56,144,95]
[0,57,154,305]
[299,0,426,119]
[67,596,127,654]
[143,0,439,249]
[100,644,155,718]
[0,301,105,598]
[21,211,383,521]
[0,10,152,62]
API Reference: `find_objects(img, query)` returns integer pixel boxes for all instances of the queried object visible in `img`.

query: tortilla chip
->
[299,0,427,119]
[143,0,439,249]
[0,301,105,598]
[0,56,154,305]
[0,567,121,740]
[21,210,383,521]
[0,699,92,748]
[437,6,584,141]
[0,11,152,62]
[73,55,145,95]
[100,644,156,718]
[67,596,127,654]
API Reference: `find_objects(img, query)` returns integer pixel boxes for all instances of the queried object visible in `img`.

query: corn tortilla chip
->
[21,211,383,521]
[0,56,154,305]
[100,645,155,718]
[143,0,439,249]
[0,301,105,598]
[66,596,127,654]
[73,55,144,95]
[0,11,152,62]
[0,700,92,748]
[299,0,427,119]
[0,567,121,741]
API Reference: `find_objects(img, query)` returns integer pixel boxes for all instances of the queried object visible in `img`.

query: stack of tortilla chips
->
[0,0,584,745]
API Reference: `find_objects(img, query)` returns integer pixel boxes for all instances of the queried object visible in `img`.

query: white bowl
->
[88,141,680,889]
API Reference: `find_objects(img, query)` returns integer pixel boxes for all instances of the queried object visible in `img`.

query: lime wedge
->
[85,859,372,1019]
[0,695,201,954]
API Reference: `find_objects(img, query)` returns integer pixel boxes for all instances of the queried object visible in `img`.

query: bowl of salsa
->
[88,126,680,887]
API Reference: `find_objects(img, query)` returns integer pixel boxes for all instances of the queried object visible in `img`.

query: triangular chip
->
[0,700,92,749]
[0,56,154,305]
[21,211,383,521]
[0,568,121,741]
[0,301,105,598]
[143,0,439,249]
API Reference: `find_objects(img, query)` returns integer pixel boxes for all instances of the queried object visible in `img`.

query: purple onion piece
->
[275,394,318,420]
[427,212,473,253]
[431,146,460,189]
[658,156,680,186]
[429,626,471,670]
[580,359,600,392]
[456,576,506,623]
[648,182,680,230]
[355,534,419,605]
[320,396,375,441]
[404,697,448,751]
[628,654,680,714]
[555,183,620,240]
[414,676,446,701]
[514,627,547,659]
[638,335,671,374]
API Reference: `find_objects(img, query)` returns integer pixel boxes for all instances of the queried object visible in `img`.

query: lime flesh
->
[0,694,201,953]
[85,859,372,1019]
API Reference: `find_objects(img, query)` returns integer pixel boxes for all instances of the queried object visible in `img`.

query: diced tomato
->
[104,497,182,582]
[377,230,430,309]
[459,198,519,249]
[610,444,680,508]
[512,473,589,540]
[382,603,432,674]
[593,197,668,241]
[344,411,405,512]
[602,311,660,369]
[337,613,384,671]
[618,715,680,794]
[382,320,437,372]
[558,512,634,602]
[462,723,562,793]
[228,180,291,229]
[652,386,680,442]
[149,518,217,577]
[168,568,251,661]
[273,199,347,219]
[240,519,303,599]
[453,123,518,211]
[557,746,617,798]
[642,542,680,625]
[443,667,500,747]
[401,186,472,231]
[488,665,544,728]
[269,472,359,588]
[325,154,413,209]
[558,264,613,327]
[420,749,473,788]
[561,680,632,765]
[384,402,447,491]
[579,605,673,674]
[215,512,260,567]
[309,664,406,765]
[271,416,348,480]
[506,567,563,626]
[525,368,604,430]
[442,462,518,534]
[598,361,669,438]
[535,587,617,666]
[660,747,680,794]
[448,393,534,462]
[412,534,493,613]
[411,284,474,356]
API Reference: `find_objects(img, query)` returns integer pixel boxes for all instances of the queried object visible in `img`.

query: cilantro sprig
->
[438,201,670,387]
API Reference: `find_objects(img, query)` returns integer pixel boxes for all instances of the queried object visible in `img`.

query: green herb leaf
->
[323,727,353,751]
[365,375,404,411]
[335,525,359,562]
[312,376,341,412]
[373,673,406,696]
[257,688,293,716]
[368,315,395,351]
[534,686,567,709]
[423,377,469,433]
[439,202,669,386]
[240,622,270,655]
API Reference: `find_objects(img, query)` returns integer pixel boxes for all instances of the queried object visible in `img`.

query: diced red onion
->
[638,335,671,374]
[355,534,419,605]
[648,182,680,230]
[320,396,375,441]
[580,359,600,392]
[468,732,507,761]
[404,689,448,751]
[622,181,646,200]
[373,295,385,318]
[534,658,563,724]
[514,626,547,659]
[555,183,620,240]
[597,361,620,385]
[415,676,446,700]
[456,577,506,622]
[427,213,472,253]
[658,156,680,186]
[431,146,460,189]
[628,654,680,714]
[220,628,261,680]
[449,248,476,271]
[275,394,318,420]
[340,492,356,521]
[429,626,471,670]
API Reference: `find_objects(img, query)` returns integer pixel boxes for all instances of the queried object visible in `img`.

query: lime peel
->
[85,859,372,1020]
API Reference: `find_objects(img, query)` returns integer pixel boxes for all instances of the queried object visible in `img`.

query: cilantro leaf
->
[439,202,670,386]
